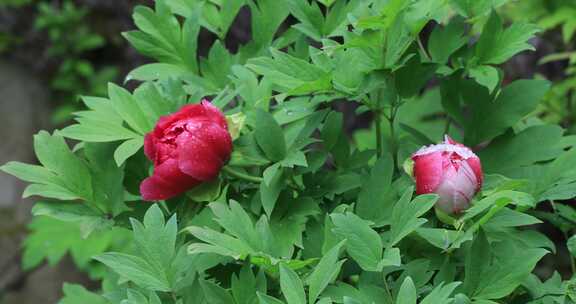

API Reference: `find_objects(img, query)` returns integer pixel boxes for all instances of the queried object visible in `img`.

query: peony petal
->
[176,122,232,181]
[412,151,445,194]
[434,161,477,214]
[140,158,200,201]
[466,156,483,190]
[143,133,156,161]
[200,100,228,130]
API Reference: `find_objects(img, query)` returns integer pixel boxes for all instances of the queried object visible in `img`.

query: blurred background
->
[0,0,575,303]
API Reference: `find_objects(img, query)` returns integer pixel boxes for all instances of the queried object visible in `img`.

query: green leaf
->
[420,282,461,304]
[247,49,331,94]
[463,229,491,295]
[84,143,129,215]
[385,13,414,69]
[108,83,153,134]
[260,165,285,216]
[127,63,190,81]
[257,292,285,304]
[23,217,121,270]
[3,132,94,201]
[279,263,307,304]
[464,79,550,145]
[210,200,262,252]
[130,204,177,276]
[287,0,324,40]
[254,109,287,161]
[331,212,383,272]
[472,246,548,299]
[396,277,417,304]
[428,19,467,63]
[469,65,500,93]
[248,0,290,51]
[356,154,395,225]
[460,191,535,222]
[475,11,540,65]
[31,201,110,238]
[114,137,144,166]
[536,148,576,201]
[568,235,576,258]
[200,279,235,304]
[322,111,344,151]
[307,240,346,303]
[416,228,459,250]
[94,252,171,291]
[450,0,506,18]
[332,48,374,94]
[388,190,438,247]
[478,125,564,174]
[187,226,254,259]
[231,265,261,304]
[59,283,110,304]
[60,96,141,142]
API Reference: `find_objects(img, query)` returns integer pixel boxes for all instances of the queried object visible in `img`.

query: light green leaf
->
[186,226,254,259]
[128,63,190,81]
[114,137,144,167]
[257,292,285,304]
[279,263,307,304]
[94,252,171,291]
[469,65,500,93]
[108,83,152,134]
[307,240,346,303]
[356,154,394,225]
[475,11,540,64]
[568,235,576,258]
[254,109,287,161]
[464,79,550,145]
[331,212,383,271]
[31,201,110,238]
[472,247,548,299]
[200,279,235,304]
[59,283,110,304]
[420,282,461,304]
[396,277,417,304]
[428,19,467,63]
[388,190,438,247]
[3,132,94,201]
[210,200,261,252]
[247,49,331,94]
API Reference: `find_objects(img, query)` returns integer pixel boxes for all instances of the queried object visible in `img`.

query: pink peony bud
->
[140,101,232,201]
[411,136,483,215]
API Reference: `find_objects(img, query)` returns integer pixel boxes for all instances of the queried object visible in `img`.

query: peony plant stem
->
[222,166,263,183]
[388,105,399,169]
[375,111,384,158]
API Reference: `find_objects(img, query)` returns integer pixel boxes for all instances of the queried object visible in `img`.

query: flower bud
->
[140,101,232,201]
[411,136,483,214]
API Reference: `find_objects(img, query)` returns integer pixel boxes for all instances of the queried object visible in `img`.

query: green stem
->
[444,117,452,135]
[388,105,399,169]
[222,166,263,183]
[375,111,384,158]
[417,35,431,61]
[382,274,394,303]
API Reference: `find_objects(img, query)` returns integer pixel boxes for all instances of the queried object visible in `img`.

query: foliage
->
[502,0,576,133]
[2,0,576,303]
[34,0,119,123]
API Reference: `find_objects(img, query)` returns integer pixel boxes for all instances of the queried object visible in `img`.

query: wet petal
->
[140,158,200,201]
[176,122,232,181]
[413,151,444,194]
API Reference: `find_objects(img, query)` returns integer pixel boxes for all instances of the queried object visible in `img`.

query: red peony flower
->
[411,136,483,215]
[140,101,232,201]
